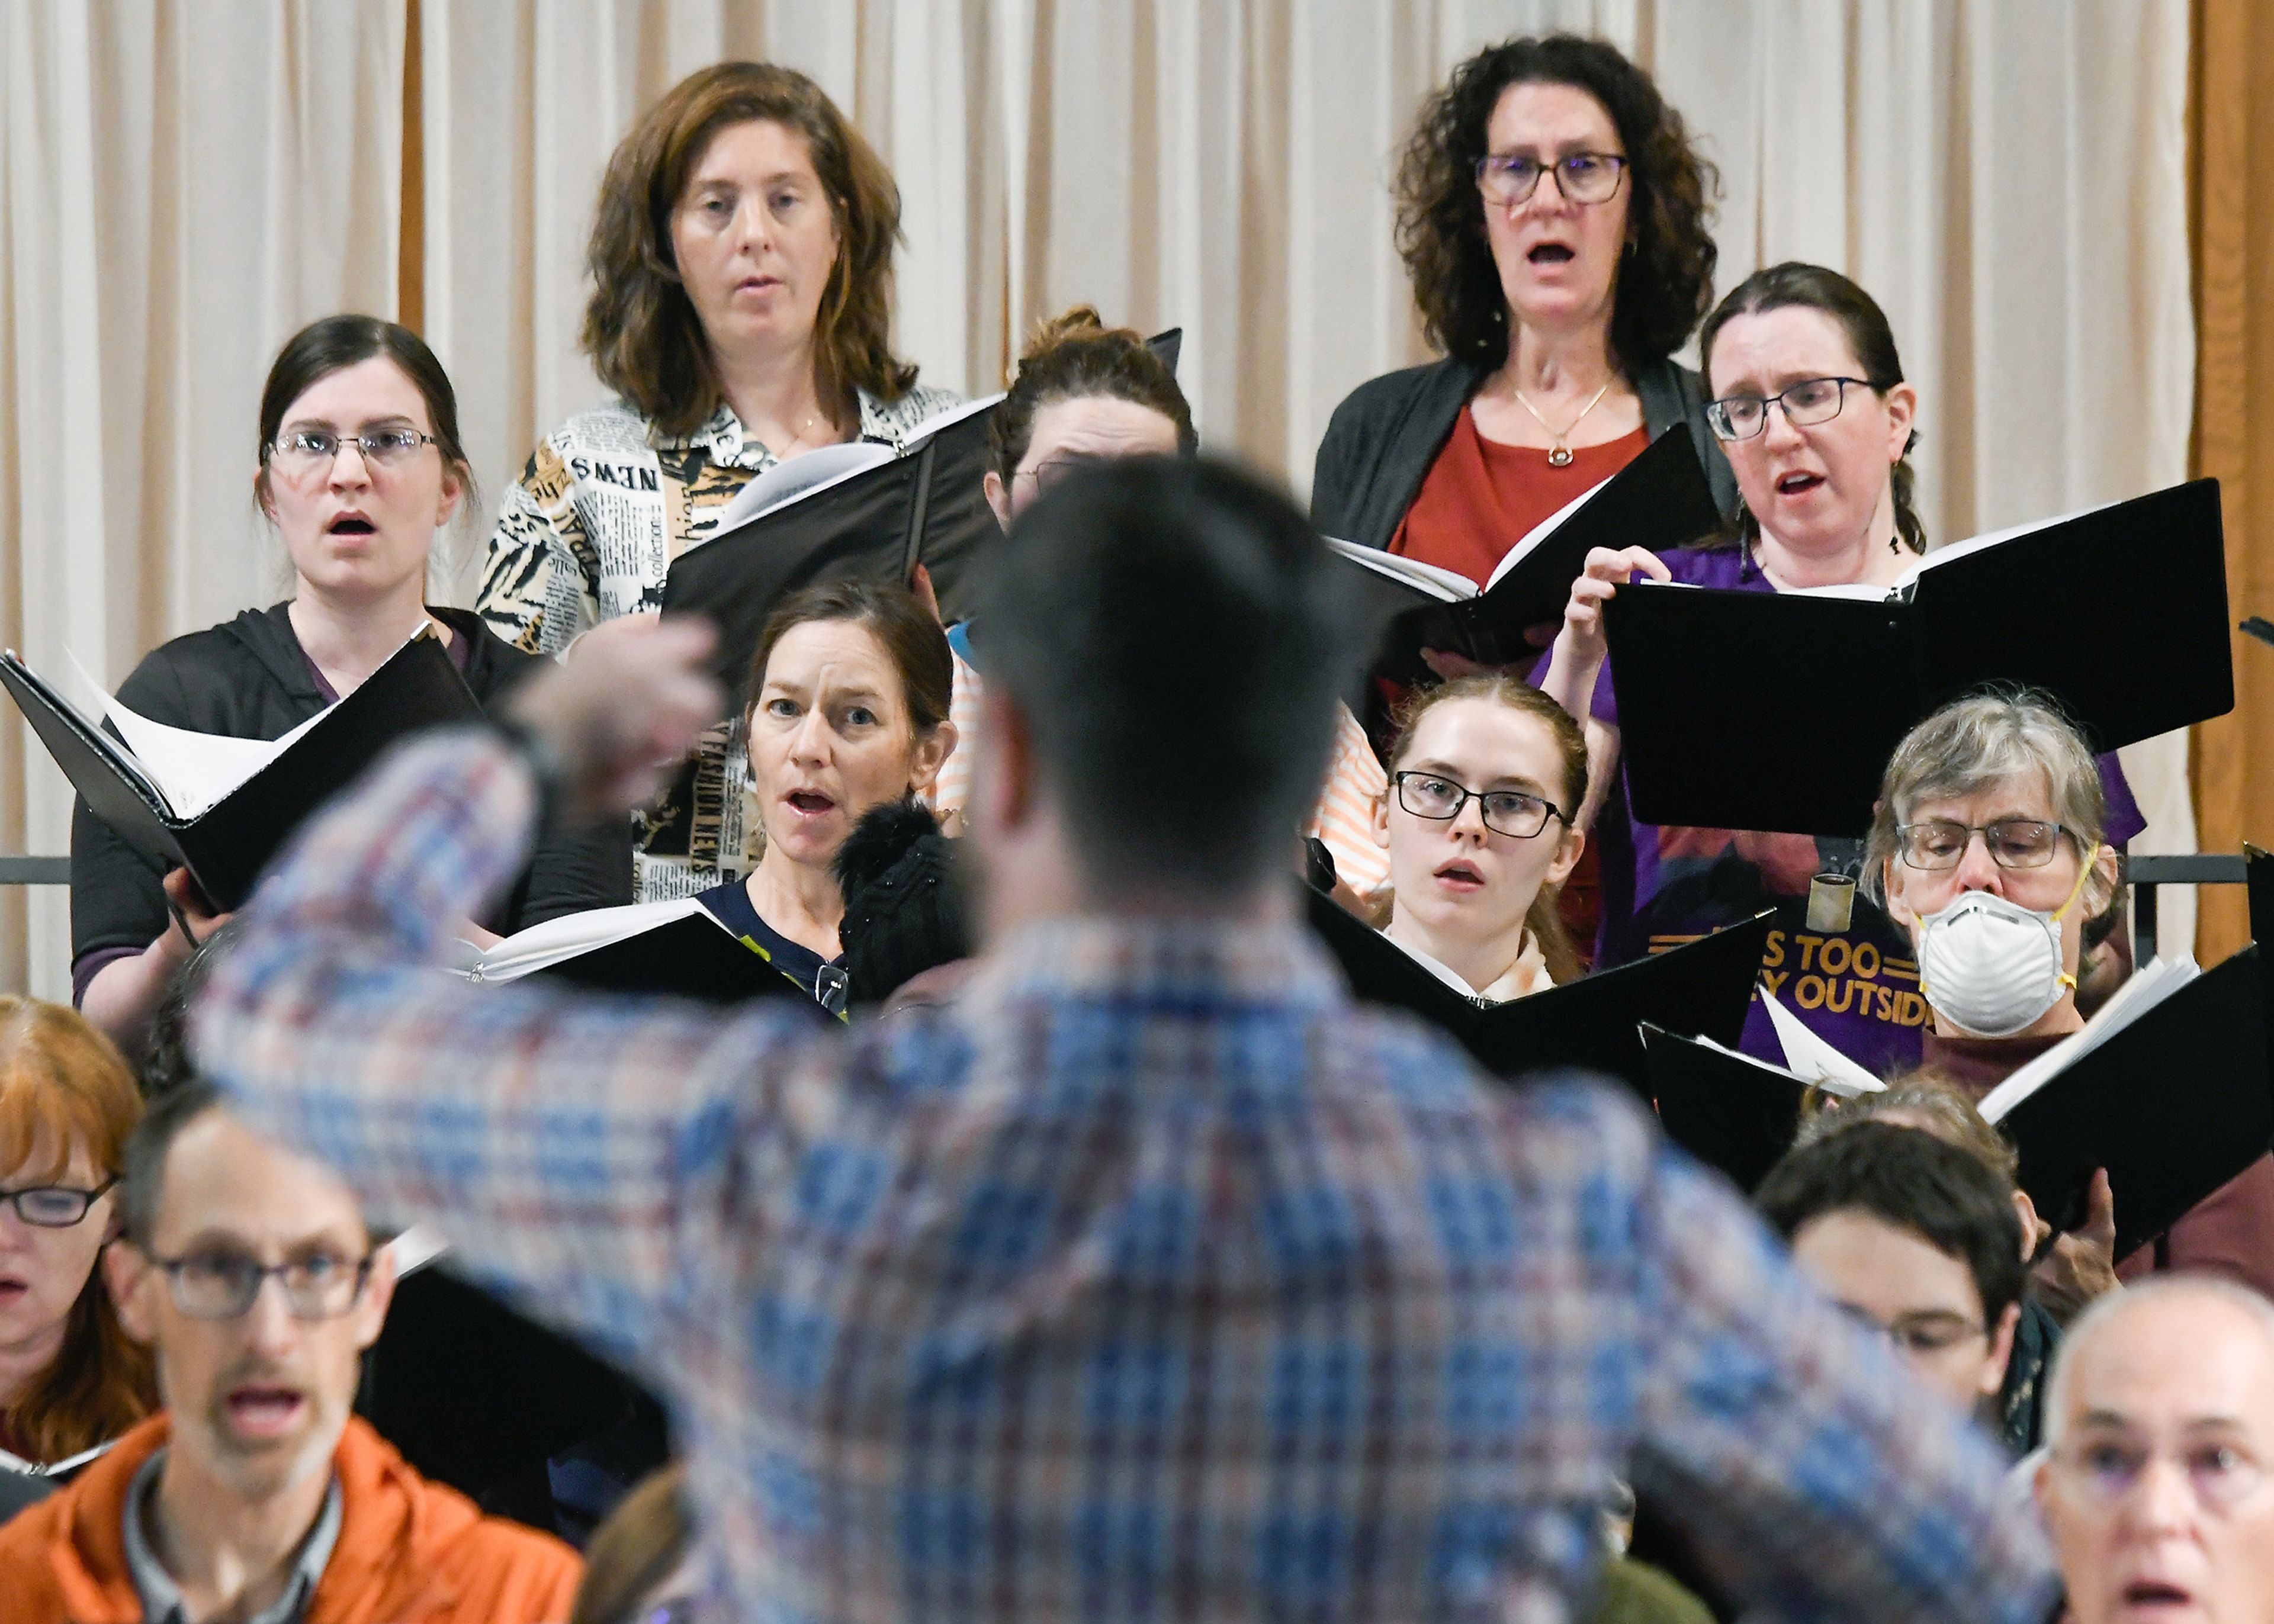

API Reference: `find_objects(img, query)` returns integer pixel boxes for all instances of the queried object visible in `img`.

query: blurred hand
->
[1554,546,1671,668]
[159,867,232,963]
[1419,648,1492,683]
[2032,1168,2119,1324]
[509,615,723,824]
[910,562,945,626]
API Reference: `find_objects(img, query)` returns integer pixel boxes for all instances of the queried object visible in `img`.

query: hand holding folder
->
[1330,425,1721,681]
[2,631,481,911]
[1604,477,2236,835]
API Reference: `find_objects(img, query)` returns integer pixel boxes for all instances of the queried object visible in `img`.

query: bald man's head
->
[2035,1277,2274,1624]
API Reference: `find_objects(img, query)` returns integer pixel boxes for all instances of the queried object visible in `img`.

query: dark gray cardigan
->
[1309,354,1738,549]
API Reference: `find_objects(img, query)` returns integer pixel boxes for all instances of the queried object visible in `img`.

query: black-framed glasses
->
[1704,377,1870,441]
[149,1249,376,1321]
[1896,819,2068,873]
[1475,151,1629,208]
[266,427,439,475]
[1393,771,1565,840]
[0,1176,117,1229]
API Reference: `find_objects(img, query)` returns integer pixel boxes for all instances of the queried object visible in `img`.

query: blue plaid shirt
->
[197,734,2055,1624]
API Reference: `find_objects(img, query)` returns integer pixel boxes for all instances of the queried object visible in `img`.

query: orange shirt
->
[1390,409,1650,587]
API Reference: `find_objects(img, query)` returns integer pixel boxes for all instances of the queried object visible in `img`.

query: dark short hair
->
[1698,261,1925,554]
[118,1079,224,1249]
[1756,1120,2025,1330]
[743,578,952,733]
[972,456,1360,896]
[1394,33,1718,375]
[987,305,1197,481]
[583,62,916,436]
[255,315,476,519]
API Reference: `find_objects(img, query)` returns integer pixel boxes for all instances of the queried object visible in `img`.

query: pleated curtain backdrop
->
[1,0,2201,997]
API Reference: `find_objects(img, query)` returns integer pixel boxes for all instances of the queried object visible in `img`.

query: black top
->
[69,603,623,979]
[696,878,850,1015]
[1308,354,1739,549]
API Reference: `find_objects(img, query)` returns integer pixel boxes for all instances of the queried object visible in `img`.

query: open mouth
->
[784,789,837,817]
[1434,860,1485,892]
[1526,243,1576,265]
[1774,471,1825,497]
[2119,1580,2195,1612]
[0,1277,27,1308]
[224,1384,309,1439]
[327,514,377,535]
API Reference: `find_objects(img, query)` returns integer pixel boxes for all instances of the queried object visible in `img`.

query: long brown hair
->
[583,62,917,437]
[0,999,154,1462]
[988,306,1196,480]
[1383,675,1590,985]
[1394,33,1718,375]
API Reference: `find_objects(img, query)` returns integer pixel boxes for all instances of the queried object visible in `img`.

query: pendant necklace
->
[1511,377,1615,467]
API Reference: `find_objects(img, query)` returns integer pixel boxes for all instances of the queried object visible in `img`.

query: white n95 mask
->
[1915,848,2099,1039]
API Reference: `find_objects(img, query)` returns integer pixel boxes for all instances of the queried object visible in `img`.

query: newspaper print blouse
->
[476,387,961,901]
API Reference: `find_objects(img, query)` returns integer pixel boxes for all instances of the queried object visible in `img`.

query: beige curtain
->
[2,0,406,999]
[0,0,2200,993]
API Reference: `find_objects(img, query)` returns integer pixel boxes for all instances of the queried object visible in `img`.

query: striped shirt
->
[476,389,959,900]
[197,730,2055,1624]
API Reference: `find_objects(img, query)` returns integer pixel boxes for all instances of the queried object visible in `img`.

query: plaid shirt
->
[196,734,2056,1624]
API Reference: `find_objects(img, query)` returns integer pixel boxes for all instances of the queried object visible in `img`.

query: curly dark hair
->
[1394,34,1718,375]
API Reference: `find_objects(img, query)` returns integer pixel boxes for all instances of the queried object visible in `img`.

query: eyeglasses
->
[266,427,439,476]
[0,1176,117,1228]
[1475,151,1629,208]
[1393,771,1565,840]
[1011,454,1106,492]
[1896,819,2068,872]
[149,1248,375,1321]
[2051,1437,2270,1513]
[1843,1305,1986,1358]
[1704,377,1869,441]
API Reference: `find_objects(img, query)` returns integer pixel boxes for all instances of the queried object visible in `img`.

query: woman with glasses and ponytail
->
[1538,263,2144,1076]
[0,998,150,1503]
[70,317,602,1051]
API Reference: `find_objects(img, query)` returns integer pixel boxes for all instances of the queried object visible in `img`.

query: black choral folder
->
[1640,1022,1816,1193]
[661,399,1000,698]
[2,635,480,911]
[1303,884,1769,1094]
[663,327,1185,696]
[1604,478,2234,835]
[1333,423,1722,679]
[458,901,836,1009]
[1987,948,2273,1260]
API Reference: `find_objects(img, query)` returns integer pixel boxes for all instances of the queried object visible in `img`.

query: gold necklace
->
[1509,377,1615,467]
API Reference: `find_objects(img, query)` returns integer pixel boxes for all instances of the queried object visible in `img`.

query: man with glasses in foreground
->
[2037,1276,2274,1623]
[0,1082,580,1624]
[1757,1120,2026,1425]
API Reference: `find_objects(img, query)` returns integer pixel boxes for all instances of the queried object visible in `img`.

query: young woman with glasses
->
[1537,264,2146,1076]
[0,998,150,1477]
[70,316,606,1050]
[1369,674,1589,1000]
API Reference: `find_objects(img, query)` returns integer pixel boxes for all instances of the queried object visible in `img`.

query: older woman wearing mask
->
[1867,690,2274,1302]
[478,62,955,900]
[1312,32,1735,581]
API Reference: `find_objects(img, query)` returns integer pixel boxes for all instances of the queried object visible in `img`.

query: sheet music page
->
[1759,989,1887,1094]
[1676,1030,1883,1100]
[458,896,730,982]
[1978,955,2201,1123]
[712,441,895,531]
[70,651,293,820]
[1324,538,1476,603]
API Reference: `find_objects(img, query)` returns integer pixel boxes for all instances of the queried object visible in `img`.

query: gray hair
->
[2042,1275,2274,1449]
[1862,686,2111,909]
